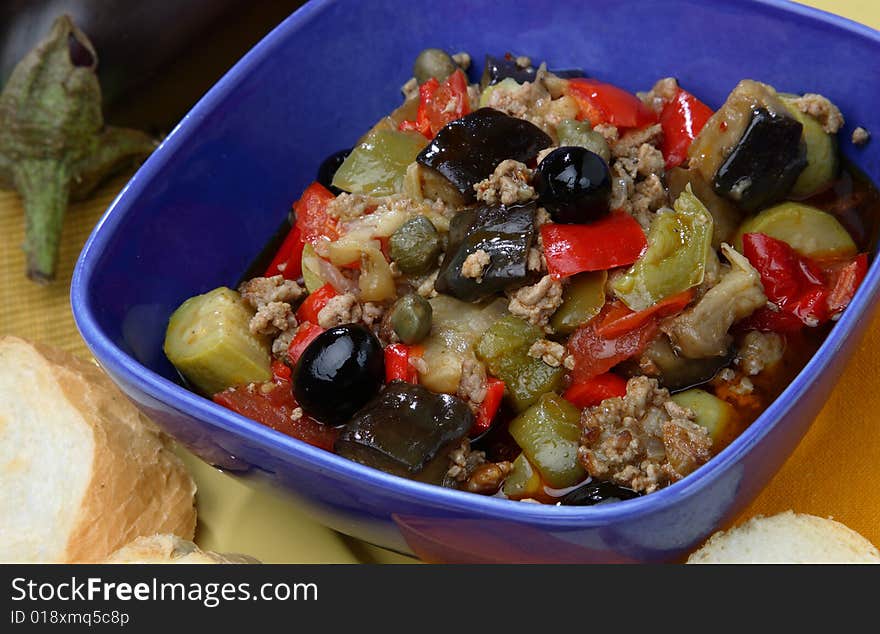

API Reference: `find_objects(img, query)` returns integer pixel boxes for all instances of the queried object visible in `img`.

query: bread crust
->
[107,534,258,564]
[1,337,197,562]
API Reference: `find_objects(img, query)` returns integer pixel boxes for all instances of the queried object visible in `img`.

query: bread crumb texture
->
[687,511,880,564]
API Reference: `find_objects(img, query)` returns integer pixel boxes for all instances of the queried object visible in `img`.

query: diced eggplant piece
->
[416,108,552,203]
[480,54,584,88]
[687,80,807,213]
[621,336,732,392]
[335,381,473,477]
[435,203,537,302]
[712,107,807,212]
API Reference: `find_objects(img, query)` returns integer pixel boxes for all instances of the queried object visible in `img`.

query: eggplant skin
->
[435,203,538,302]
[713,108,807,212]
[335,381,474,477]
[417,108,551,203]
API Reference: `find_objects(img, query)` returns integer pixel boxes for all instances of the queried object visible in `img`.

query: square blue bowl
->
[72,0,880,562]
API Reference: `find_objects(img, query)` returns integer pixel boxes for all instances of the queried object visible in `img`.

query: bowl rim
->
[72,0,880,527]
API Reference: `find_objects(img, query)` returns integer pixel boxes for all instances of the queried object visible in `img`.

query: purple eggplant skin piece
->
[435,202,538,302]
[713,107,807,213]
[335,381,474,478]
[0,1,305,131]
[417,108,552,203]
[480,53,585,88]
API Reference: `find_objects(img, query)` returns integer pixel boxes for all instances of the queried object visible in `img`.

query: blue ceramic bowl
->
[72,0,880,562]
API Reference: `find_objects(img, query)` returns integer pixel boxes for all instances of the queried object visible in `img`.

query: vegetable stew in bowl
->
[164,49,875,506]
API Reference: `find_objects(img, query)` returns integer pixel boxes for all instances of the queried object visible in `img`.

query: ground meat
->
[481,68,578,137]
[852,126,871,145]
[528,339,567,367]
[527,246,547,273]
[610,160,635,211]
[457,357,488,406]
[507,275,564,329]
[578,376,712,494]
[793,93,845,134]
[446,439,487,483]
[736,331,784,376]
[461,249,491,281]
[638,77,679,115]
[535,206,552,226]
[317,293,362,328]
[636,143,665,177]
[239,275,303,310]
[474,159,536,206]
[593,123,619,145]
[611,124,663,160]
[271,327,297,360]
[465,461,514,495]
[361,302,386,327]
[326,193,381,220]
[629,174,668,228]
[249,301,297,337]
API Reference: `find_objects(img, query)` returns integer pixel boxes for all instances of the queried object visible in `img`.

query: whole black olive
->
[534,146,612,224]
[292,324,384,426]
[316,148,351,195]
[557,480,640,506]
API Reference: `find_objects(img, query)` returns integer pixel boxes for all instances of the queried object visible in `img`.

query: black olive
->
[557,480,640,506]
[316,148,351,195]
[292,324,384,426]
[534,146,612,224]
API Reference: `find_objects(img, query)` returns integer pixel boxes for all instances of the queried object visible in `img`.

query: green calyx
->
[0,15,156,283]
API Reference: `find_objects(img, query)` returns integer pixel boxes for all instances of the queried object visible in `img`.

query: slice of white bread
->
[107,534,258,564]
[688,511,880,563]
[0,337,197,563]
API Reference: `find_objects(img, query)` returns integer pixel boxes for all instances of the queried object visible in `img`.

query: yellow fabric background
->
[0,0,875,562]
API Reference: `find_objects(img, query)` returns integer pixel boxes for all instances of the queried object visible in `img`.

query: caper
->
[389,294,433,344]
[389,215,442,275]
[413,48,458,85]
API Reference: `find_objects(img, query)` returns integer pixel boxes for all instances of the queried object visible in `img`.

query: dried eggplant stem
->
[0,15,156,283]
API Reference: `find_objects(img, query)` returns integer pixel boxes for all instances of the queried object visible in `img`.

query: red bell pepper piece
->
[594,290,695,339]
[399,69,470,138]
[563,372,628,408]
[826,253,868,315]
[566,78,657,129]
[742,233,831,327]
[287,322,325,365]
[265,182,338,280]
[384,343,422,384]
[660,87,714,169]
[473,378,505,436]
[742,233,869,330]
[566,302,660,383]
[271,359,292,381]
[213,377,337,451]
[295,283,338,323]
[265,224,305,280]
[542,212,647,279]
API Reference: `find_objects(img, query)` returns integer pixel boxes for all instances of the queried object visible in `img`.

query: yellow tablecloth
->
[0,0,876,562]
